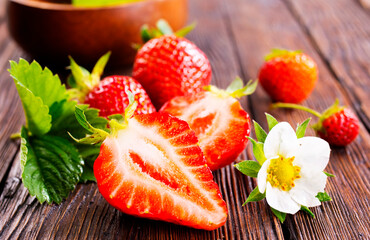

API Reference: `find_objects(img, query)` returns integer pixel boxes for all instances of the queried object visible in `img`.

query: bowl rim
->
[9,0,165,11]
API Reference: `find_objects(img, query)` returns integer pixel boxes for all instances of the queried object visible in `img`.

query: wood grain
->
[0,21,25,193]
[221,0,370,239]
[283,0,370,130]
[0,0,369,239]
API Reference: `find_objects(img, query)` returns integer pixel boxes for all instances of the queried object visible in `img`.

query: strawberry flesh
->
[85,75,156,117]
[160,92,251,170]
[94,112,227,230]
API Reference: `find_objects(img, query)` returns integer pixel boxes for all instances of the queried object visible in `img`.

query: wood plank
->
[283,0,370,130]
[0,21,26,188]
[221,0,370,239]
[0,0,284,239]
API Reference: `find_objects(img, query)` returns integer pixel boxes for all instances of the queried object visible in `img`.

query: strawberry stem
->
[271,103,322,118]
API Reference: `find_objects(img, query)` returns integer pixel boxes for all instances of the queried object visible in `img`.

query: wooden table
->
[0,0,369,239]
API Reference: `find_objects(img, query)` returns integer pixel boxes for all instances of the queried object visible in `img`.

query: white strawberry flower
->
[257,122,330,214]
[235,114,333,222]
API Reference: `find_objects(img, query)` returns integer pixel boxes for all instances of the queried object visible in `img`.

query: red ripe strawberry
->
[68,52,155,117]
[316,107,359,146]
[272,100,360,146]
[75,99,228,230]
[84,76,155,117]
[132,21,211,109]
[160,78,257,170]
[258,49,318,103]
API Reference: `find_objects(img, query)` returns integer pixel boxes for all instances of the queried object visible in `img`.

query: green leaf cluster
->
[10,59,108,203]
[139,19,196,45]
[204,77,258,99]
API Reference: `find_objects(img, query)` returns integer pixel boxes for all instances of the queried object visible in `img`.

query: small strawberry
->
[71,95,228,230]
[132,20,211,109]
[272,100,360,146]
[258,49,318,103]
[160,77,257,170]
[68,52,155,117]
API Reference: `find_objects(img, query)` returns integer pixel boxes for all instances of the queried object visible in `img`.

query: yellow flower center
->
[267,156,301,191]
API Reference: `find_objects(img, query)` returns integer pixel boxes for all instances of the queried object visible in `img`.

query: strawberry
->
[258,49,318,103]
[272,100,359,146]
[160,78,257,170]
[68,52,155,117]
[132,20,211,109]
[72,97,228,230]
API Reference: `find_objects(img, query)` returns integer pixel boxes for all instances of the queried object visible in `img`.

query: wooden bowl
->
[7,0,188,69]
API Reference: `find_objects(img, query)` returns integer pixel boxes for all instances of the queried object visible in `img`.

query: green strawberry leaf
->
[91,51,110,79]
[253,120,267,143]
[10,58,110,203]
[271,207,286,223]
[108,114,124,121]
[9,59,67,107]
[70,106,109,144]
[228,79,258,98]
[140,24,152,43]
[234,160,261,178]
[174,22,197,37]
[296,118,311,139]
[316,192,332,202]
[9,59,70,136]
[14,84,52,136]
[265,113,279,131]
[324,171,335,177]
[301,206,315,218]
[156,19,174,35]
[226,77,244,93]
[243,186,265,206]
[21,127,83,204]
[77,144,101,182]
[247,137,266,165]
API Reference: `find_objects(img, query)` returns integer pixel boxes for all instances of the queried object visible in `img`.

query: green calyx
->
[67,52,111,102]
[271,99,345,133]
[204,77,258,99]
[139,19,196,44]
[312,99,345,132]
[264,48,302,61]
[70,91,138,143]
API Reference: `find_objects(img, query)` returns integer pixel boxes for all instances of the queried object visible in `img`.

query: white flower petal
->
[289,171,327,207]
[264,122,299,159]
[294,137,330,173]
[265,183,301,214]
[257,158,272,193]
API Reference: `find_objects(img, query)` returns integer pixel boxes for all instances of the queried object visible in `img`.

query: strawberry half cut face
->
[161,92,251,170]
[94,112,227,230]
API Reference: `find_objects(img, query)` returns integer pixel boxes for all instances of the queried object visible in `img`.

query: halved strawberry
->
[72,96,227,230]
[160,78,257,170]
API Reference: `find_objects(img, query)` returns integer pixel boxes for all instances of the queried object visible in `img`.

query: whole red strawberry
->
[316,108,359,146]
[132,21,211,109]
[72,100,227,230]
[259,49,318,103]
[272,100,359,146]
[160,77,257,170]
[68,52,155,117]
